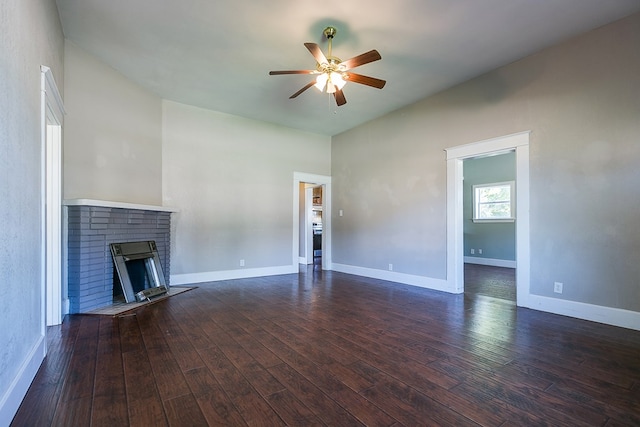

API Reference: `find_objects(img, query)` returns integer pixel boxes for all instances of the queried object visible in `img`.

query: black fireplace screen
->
[110,241,168,302]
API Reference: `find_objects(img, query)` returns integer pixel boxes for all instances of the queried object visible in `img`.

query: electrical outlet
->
[478,249,483,255]
[554,282,563,294]
[388,264,393,271]
[470,249,475,255]
[339,209,343,217]
[240,259,245,267]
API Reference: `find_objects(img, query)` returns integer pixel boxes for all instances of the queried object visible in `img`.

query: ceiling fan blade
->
[340,50,382,70]
[304,42,328,65]
[345,72,386,89]
[269,70,316,75]
[289,81,316,99]
[333,89,347,106]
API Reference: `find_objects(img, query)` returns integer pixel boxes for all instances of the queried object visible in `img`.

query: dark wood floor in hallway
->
[12,267,640,426]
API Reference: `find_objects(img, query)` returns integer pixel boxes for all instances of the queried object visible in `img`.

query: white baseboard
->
[464,256,516,268]
[298,256,308,265]
[171,265,297,285]
[0,334,46,425]
[331,263,452,293]
[172,262,640,332]
[523,294,640,331]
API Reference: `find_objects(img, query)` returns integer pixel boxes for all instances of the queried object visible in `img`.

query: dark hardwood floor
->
[464,263,516,302]
[12,265,640,426]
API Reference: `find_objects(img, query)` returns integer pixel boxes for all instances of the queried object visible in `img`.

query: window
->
[473,181,515,222]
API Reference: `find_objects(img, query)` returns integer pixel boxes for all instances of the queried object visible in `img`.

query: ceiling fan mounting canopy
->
[323,26,337,39]
[269,26,385,107]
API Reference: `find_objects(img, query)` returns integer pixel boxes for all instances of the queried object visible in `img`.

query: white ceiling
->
[55,0,640,136]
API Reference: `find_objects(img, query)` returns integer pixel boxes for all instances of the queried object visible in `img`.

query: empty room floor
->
[12,267,640,426]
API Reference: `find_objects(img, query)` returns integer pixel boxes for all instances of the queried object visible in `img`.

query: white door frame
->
[41,66,65,327]
[293,172,331,270]
[445,131,530,305]
[304,186,314,264]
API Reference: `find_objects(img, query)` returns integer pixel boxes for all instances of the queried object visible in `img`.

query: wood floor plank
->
[213,328,286,397]
[153,310,206,373]
[91,317,128,426]
[331,326,461,390]
[267,362,367,426]
[197,344,286,425]
[122,336,168,427]
[50,397,93,427]
[265,389,325,426]
[163,393,209,427]
[50,316,100,426]
[137,316,193,401]
[183,366,248,426]
[349,359,505,426]
[462,373,608,426]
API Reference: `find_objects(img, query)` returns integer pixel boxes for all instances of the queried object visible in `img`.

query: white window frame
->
[472,181,515,223]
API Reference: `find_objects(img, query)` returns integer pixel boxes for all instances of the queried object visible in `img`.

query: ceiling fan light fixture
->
[314,73,328,91]
[315,71,346,93]
[269,26,385,106]
[331,72,346,90]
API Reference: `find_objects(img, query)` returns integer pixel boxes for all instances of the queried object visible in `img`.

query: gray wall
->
[463,152,516,262]
[0,0,64,420]
[333,13,640,312]
[162,101,331,275]
[63,42,163,205]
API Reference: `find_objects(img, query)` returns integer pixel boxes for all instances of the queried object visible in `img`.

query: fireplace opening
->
[110,241,169,303]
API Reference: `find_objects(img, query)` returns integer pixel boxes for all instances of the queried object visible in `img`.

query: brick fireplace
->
[64,199,176,313]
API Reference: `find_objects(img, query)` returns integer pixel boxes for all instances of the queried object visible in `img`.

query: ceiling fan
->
[269,26,386,106]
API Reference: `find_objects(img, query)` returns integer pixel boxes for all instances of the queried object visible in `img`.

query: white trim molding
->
[63,198,178,212]
[42,65,65,327]
[332,263,450,292]
[171,265,296,285]
[445,131,531,300]
[464,257,517,269]
[526,295,640,332]
[0,336,46,425]
[445,131,530,160]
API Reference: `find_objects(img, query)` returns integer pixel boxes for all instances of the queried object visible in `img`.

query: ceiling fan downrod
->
[323,26,337,59]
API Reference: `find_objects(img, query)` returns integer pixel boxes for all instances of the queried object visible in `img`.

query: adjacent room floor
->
[12,266,640,426]
[464,263,516,302]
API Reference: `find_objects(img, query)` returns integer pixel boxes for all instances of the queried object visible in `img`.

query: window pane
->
[478,201,511,218]
[478,185,510,203]
[474,182,514,220]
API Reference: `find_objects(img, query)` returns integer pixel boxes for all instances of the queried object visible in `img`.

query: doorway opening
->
[41,66,65,327]
[293,172,331,272]
[445,131,530,306]
[310,185,323,266]
[300,184,323,268]
[463,152,516,302]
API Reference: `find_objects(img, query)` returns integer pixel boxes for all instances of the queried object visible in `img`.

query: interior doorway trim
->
[445,131,530,305]
[293,172,331,271]
[41,66,65,327]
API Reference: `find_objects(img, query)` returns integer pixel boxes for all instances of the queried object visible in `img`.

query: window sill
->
[472,218,515,223]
